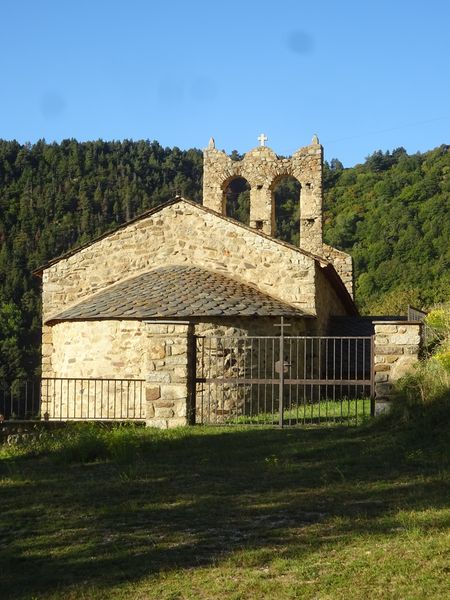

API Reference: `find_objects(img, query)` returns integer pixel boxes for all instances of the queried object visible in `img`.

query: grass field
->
[0,417,449,600]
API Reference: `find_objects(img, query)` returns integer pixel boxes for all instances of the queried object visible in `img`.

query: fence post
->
[187,326,197,425]
[279,317,285,428]
[370,335,375,417]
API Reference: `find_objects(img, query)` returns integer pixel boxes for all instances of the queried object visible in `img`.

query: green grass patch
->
[226,397,373,426]
[1,419,449,599]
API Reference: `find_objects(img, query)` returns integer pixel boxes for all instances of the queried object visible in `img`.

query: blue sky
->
[1,0,449,166]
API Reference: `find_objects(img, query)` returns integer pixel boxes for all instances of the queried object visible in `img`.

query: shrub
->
[393,305,450,422]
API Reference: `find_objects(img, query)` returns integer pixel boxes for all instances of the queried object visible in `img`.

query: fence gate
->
[194,332,374,426]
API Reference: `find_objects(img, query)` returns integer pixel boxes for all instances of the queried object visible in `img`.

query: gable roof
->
[47,264,312,324]
[34,196,358,316]
[33,197,328,275]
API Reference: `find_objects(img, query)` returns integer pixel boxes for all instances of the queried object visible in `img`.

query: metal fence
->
[195,334,374,426]
[0,380,41,420]
[1,333,375,426]
[0,378,146,421]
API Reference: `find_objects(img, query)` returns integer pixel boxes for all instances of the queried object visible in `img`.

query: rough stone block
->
[146,372,171,383]
[154,407,175,419]
[171,343,187,356]
[145,418,169,429]
[166,417,188,429]
[149,345,166,360]
[171,325,189,334]
[374,372,388,383]
[156,400,175,408]
[404,345,420,355]
[374,364,389,372]
[164,355,187,366]
[146,387,161,402]
[390,334,421,346]
[145,325,168,334]
[375,382,393,395]
[375,346,403,355]
[173,367,188,380]
[374,325,398,334]
[162,385,187,401]
[374,400,391,415]
[174,402,187,418]
[385,355,400,363]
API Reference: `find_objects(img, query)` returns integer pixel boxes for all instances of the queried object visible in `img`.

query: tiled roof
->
[48,265,310,323]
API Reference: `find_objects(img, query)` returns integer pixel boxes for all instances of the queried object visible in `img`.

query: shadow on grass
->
[0,419,449,599]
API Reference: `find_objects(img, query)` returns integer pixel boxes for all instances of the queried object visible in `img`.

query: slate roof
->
[48,265,311,323]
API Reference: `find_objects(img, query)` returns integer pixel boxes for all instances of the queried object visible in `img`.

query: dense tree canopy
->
[323,145,450,313]
[0,139,448,379]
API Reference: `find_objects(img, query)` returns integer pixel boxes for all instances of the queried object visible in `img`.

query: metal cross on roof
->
[258,133,268,146]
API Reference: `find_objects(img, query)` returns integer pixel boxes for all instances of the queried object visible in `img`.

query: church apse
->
[202,134,324,254]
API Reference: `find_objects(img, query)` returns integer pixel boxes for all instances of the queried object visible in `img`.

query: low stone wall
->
[373,321,422,414]
[0,421,67,445]
[0,421,146,445]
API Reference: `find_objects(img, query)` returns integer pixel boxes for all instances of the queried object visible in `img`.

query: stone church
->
[36,135,367,425]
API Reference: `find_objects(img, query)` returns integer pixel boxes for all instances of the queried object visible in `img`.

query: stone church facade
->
[36,136,420,425]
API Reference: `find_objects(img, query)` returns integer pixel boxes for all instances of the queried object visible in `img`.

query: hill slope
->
[323,145,450,313]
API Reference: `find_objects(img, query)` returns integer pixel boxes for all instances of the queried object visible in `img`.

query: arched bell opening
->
[272,176,301,246]
[223,177,250,226]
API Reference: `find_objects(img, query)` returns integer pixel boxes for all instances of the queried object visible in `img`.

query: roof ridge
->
[34,197,331,275]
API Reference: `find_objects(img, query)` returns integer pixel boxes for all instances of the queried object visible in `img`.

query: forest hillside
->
[0,139,449,378]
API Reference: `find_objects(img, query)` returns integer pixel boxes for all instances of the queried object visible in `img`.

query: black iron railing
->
[0,378,146,421]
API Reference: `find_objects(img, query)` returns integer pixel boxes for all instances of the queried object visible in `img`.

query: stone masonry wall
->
[203,138,323,254]
[322,243,354,298]
[41,200,319,378]
[43,320,151,420]
[43,319,191,426]
[373,321,422,414]
[51,320,151,379]
[314,265,352,335]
